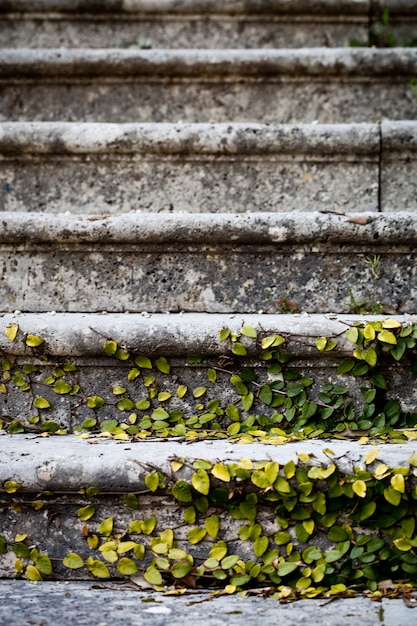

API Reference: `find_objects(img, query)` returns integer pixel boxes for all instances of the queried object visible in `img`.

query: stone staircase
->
[1,0,417,602]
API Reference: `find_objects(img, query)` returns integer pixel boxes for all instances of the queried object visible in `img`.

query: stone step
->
[0,0,397,50]
[1,48,417,123]
[0,433,416,588]
[2,121,417,214]
[2,1,417,50]
[0,212,416,313]
[0,312,416,431]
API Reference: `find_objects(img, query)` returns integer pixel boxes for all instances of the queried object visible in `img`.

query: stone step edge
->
[1,211,416,245]
[1,433,416,492]
[0,312,414,357]
[1,121,415,156]
[0,0,374,17]
[1,48,417,79]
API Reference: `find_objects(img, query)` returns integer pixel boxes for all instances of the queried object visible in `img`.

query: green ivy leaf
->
[188,528,207,544]
[232,343,247,356]
[315,337,328,352]
[78,506,95,521]
[391,474,405,493]
[171,562,193,578]
[25,565,42,581]
[53,380,72,394]
[212,463,231,482]
[26,334,43,347]
[33,396,51,409]
[63,553,84,569]
[103,341,117,356]
[278,562,298,576]
[145,472,159,492]
[88,560,110,579]
[4,481,21,493]
[99,517,114,537]
[117,558,138,575]
[117,398,135,411]
[87,395,105,409]
[135,355,152,369]
[172,480,193,503]
[33,554,52,575]
[253,536,269,557]
[241,392,254,412]
[5,323,19,342]
[352,480,367,498]
[378,329,397,345]
[240,325,257,338]
[155,357,170,374]
[207,369,217,383]
[346,327,359,344]
[191,469,210,495]
[205,515,220,539]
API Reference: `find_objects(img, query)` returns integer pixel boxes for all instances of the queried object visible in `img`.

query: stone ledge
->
[2,211,417,244]
[0,121,380,156]
[1,48,416,78]
[1,433,416,491]
[0,313,415,356]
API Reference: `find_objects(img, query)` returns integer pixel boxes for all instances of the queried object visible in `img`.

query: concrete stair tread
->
[1,48,417,123]
[2,311,412,355]
[0,580,415,625]
[1,433,415,491]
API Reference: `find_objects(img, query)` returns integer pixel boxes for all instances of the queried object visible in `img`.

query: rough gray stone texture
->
[0,0,370,49]
[1,49,417,123]
[0,582,416,626]
[0,122,381,214]
[381,121,417,212]
[0,435,416,578]
[0,211,416,313]
[0,313,416,427]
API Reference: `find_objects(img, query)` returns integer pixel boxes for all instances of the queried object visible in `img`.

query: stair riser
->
[0,16,368,49]
[0,152,380,214]
[2,49,417,123]
[3,79,415,124]
[1,241,416,313]
[1,354,411,431]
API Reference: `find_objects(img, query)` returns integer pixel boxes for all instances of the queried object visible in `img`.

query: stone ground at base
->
[0,581,415,626]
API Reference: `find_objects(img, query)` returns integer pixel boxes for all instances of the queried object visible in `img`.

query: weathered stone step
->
[0,312,415,430]
[0,212,416,313]
[0,0,376,49]
[1,48,417,123]
[0,434,416,585]
[2,121,417,214]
